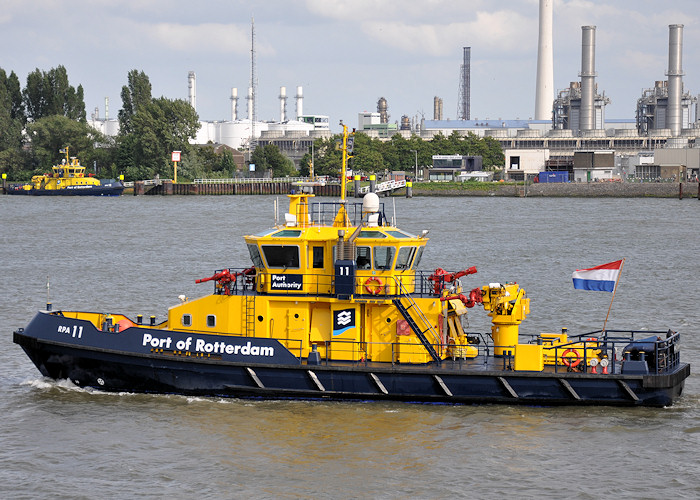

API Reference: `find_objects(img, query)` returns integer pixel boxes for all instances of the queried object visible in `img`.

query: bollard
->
[369,174,376,193]
[354,175,361,198]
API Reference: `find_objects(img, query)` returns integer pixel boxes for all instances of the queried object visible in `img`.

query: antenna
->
[250,16,257,151]
[46,275,51,311]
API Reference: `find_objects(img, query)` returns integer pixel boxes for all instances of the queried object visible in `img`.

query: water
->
[1,195,698,499]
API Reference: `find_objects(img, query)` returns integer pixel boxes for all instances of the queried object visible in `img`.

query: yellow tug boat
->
[5,148,123,196]
[13,126,689,406]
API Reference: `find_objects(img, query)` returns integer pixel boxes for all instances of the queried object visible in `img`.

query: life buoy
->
[561,348,582,368]
[364,276,384,295]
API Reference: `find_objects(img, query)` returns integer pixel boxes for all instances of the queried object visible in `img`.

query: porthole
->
[181,314,192,327]
[207,315,216,328]
[257,315,264,322]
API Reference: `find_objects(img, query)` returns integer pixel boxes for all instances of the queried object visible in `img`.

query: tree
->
[118,70,152,135]
[303,136,342,177]
[121,97,200,179]
[348,133,385,174]
[23,65,85,121]
[219,149,236,176]
[26,115,102,172]
[251,144,296,177]
[0,69,24,150]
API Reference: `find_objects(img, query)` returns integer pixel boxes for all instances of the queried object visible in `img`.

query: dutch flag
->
[572,260,623,292]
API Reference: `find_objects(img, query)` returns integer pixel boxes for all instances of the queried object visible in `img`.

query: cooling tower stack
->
[534,0,553,121]
[188,71,196,111]
[667,24,684,137]
[579,26,596,131]
[279,86,287,122]
[231,88,238,121]
[295,86,303,120]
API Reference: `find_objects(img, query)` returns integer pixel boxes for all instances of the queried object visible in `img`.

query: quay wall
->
[135,181,341,197]
[124,180,698,198]
[411,182,700,198]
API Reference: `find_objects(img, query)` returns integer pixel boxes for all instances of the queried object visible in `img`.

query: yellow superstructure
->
[158,125,534,366]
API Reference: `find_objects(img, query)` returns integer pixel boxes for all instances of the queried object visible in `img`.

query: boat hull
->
[5,183,123,196]
[13,312,689,407]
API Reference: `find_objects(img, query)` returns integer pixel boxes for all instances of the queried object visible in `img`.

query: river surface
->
[1,194,698,499]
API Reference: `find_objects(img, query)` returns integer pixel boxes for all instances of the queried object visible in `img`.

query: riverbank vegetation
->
[1,65,504,183]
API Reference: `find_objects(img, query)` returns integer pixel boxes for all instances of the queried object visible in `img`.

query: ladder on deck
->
[244,293,255,336]
[392,293,442,363]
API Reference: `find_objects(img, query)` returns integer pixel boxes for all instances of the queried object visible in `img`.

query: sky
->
[2,0,699,132]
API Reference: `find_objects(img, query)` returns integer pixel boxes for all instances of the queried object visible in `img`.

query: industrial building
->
[86,1,700,183]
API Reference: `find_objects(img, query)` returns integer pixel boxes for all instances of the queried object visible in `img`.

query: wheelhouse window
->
[359,230,387,239]
[312,246,324,269]
[395,246,416,270]
[373,246,395,270]
[413,246,425,269]
[247,244,264,268]
[262,245,300,268]
[181,314,192,327]
[206,315,216,327]
[356,246,371,269]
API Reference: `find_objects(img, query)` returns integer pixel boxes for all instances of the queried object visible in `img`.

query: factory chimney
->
[667,24,684,137]
[579,26,596,131]
[279,86,287,122]
[188,71,196,111]
[230,88,238,121]
[295,86,303,120]
[534,0,553,121]
[433,96,443,120]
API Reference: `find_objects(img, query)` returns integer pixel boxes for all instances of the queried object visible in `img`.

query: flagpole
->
[602,258,625,333]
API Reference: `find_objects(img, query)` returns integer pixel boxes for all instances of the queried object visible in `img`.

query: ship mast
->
[334,122,353,227]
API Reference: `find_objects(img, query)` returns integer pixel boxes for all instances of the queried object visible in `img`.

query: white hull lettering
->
[141,333,274,357]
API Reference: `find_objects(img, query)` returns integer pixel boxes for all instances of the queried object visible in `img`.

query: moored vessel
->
[5,148,123,196]
[13,127,689,406]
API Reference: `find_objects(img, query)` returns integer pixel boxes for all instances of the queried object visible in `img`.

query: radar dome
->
[363,192,380,213]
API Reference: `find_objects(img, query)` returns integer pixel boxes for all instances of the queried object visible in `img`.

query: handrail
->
[357,179,406,194]
[390,275,442,346]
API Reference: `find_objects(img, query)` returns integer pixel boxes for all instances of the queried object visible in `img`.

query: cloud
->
[145,22,273,56]
[361,10,535,57]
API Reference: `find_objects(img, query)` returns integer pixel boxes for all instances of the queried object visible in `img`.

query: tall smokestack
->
[188,71,196,111]
[458,47,471,120]
[535,0,553,121]
[434,96,443,120]
[279,86,287,122]
[667,24,684,137]
[230,87,238,121]
[295,86,303,119]
[579,26,596,131]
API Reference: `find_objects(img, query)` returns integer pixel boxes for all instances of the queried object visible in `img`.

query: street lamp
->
[409,149,418,180]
